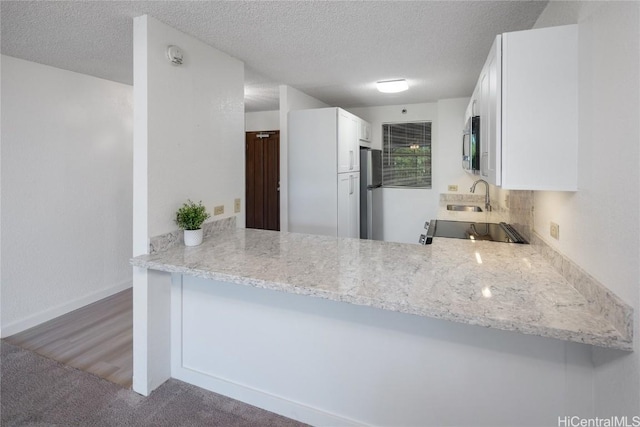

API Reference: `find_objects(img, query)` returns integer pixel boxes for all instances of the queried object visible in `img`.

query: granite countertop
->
[131,228,631,350]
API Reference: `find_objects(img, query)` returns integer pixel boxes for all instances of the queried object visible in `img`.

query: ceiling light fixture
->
[376,79,409,93]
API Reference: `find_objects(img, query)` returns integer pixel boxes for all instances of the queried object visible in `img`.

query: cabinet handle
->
[349,150,354,170]
[349,175,354,194]
[472,99,477,116]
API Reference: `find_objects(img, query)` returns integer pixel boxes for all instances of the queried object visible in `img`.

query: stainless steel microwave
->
[462,116,480,173]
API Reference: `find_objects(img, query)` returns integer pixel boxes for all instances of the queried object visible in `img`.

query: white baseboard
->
[1,279,132,338]
[173,366,365,427]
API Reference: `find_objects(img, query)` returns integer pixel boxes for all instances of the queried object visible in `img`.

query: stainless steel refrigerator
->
[360,148,382,239]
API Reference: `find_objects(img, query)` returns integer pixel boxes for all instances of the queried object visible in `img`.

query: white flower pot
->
[184,229,203,247]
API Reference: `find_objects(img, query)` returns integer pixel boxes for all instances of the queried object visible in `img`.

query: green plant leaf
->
[175,199,211,230]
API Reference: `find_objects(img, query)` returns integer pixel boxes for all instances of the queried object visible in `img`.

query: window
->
[382,122,432,188]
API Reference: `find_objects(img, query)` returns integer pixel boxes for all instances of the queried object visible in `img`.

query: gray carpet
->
[1,341,307,427]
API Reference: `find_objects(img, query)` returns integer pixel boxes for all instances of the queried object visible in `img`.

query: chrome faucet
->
[470,179,492,212]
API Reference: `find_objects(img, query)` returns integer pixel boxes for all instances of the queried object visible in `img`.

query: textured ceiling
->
[1,1,548,112]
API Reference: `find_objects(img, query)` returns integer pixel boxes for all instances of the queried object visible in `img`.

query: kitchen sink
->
[446,204,483,212]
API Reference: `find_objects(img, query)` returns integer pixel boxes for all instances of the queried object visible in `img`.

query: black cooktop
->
[420,220,528,245]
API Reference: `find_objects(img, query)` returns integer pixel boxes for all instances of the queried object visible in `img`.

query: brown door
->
[246,131,280,231]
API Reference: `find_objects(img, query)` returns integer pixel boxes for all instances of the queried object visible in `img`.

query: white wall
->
[533,1,640,417]
[132,15,245,395]
[245,110,279,131]
[436,99,509,212]
[278,85,329,231]
[1,55,133,337]
[434,98,479,196]
[144,25,245,237]
[349,100,473,244]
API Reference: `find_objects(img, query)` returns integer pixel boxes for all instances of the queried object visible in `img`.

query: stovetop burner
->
[419,220,528,245]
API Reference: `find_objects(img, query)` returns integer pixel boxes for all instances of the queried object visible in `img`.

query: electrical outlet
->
[550,222,560,240]
[448,185,458,192]
[214,205,224,216]
[234,198,241,213]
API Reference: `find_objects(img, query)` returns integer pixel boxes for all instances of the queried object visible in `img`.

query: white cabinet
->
[478,35,501,185]
[358,119,372,144]
[337,173,360,238]
[338,110,359,173]
[473,24,578,190]
[288,107,363,237]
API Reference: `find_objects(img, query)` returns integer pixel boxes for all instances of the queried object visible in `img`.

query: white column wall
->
[1,55,133,337]
[132,15,245,395]
[532,1,640,417]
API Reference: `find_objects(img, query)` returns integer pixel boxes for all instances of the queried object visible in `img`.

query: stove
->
[419,220,528,245]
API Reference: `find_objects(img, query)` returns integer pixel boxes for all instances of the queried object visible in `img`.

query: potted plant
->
[175,200,211,246]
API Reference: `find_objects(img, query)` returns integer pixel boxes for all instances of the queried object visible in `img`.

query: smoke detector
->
[166,45,183,65]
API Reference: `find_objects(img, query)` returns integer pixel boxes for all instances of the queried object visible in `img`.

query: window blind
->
[382,122,432,188]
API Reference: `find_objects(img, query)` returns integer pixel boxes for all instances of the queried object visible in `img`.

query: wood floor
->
[5,288,133,388]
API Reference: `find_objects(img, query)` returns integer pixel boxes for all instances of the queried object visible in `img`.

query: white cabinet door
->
[501,25,578,190]
[349,174,360,238]
[359,119,372,142]
[337,173,360,238]
[350,116,360,171]
[338,111,359,173]
[478,65,489,179]
[337,174,350,237]
[478,35,501,186]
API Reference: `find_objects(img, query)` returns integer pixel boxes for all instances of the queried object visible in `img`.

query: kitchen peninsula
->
[133,228,629,349]
[131,227,632,426]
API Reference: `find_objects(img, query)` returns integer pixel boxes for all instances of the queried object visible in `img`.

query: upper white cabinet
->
[358,119,372,144]
[338,110,359,173]
[474,24,578,191]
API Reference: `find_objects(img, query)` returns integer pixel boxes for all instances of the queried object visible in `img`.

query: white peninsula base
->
[170,273,593,427]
